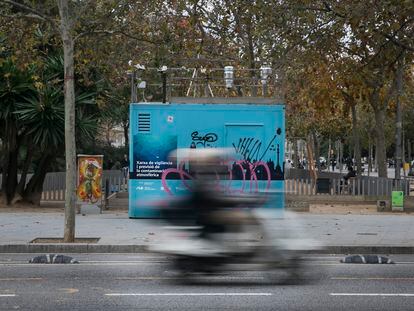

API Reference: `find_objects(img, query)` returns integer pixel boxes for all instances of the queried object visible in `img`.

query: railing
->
[0,170,127,202]
[42,172,66,201]
[285,177,410,196]
[0,168,410,201]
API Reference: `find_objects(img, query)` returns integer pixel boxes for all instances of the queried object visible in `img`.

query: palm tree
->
[1,52,99,205]
[13,55,99,204]
[14,85,64,203]
[0,57,35,204]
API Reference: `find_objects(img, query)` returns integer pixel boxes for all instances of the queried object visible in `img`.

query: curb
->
[303,246,414,255]
[0,244,147,253]
[0,244,413,254]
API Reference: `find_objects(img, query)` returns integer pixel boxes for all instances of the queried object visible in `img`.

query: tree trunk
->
[16,142,34,196]
[335,140,340,173]
[340,141,344,172]
[22,153,53,205]
[351,104,362,176]
[4,124,19,204]
[122,121,129,148]
[408,139,413,175]
[0,133,5,199]
[368,138,372,176]
[307,134,317,184]
[293,139,299,168]
[5,149,19,204]
[394,57,404,180]
[245,17,257,97]
[312,131,321,171]
[402,134,405,164]
[58,0,77,243]
[327,137,331,171]
[105,125,112,147]
[373,108,387,177]
[0,171,5,205]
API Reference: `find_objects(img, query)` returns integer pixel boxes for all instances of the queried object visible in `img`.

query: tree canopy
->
[1,0,414,208]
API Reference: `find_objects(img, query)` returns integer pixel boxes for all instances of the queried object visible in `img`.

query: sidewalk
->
[1,205,414,254]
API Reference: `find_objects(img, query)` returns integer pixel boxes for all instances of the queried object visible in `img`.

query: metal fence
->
[285,171,410,197]
[41,170,127,201]
[0,170,127,201]
[0,168,410,201]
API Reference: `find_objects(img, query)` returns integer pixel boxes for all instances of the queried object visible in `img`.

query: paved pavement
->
[2,253,414,310]
[1,208,414,253]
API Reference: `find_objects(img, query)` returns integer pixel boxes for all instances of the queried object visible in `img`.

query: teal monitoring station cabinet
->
[129,98,285,218]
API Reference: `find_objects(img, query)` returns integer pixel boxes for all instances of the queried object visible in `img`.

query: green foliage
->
[11,54,99,151]
[0,44,101,203]
[0,59,35,124]
[1,0,414,181]
[15,86,64,150]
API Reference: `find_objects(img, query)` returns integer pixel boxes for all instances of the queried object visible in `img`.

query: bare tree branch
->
[0,0,58,29]
[0,12,44,21]
[71,0,94,24]
[321,1,347,18]
[74,29,160,45]
[308,1,414,52]
[379,31,414,52]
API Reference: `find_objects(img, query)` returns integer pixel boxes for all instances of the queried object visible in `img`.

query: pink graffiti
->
[161,160,271,196]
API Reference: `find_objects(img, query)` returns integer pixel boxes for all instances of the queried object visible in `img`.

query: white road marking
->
[80,262,166,266]
[3,258,414,267]
[84,260,168,264]
[332,277,414,281]
[116,276,265,280]
[311,261,414,266]
[0,262,409,268]
[0,261,166,266]
[0,294,16,297]
[331,293,414,297]
[106,293,273,296]
[0,278,42,281]
[0,260,165,264]
[308,263,344,266]
[308,256,343,259]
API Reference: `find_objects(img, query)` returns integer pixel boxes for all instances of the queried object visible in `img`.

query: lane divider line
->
[0,260,167,264]
[332,277,414,281]
[0,294,16,297]
[115,276,265,280]
[0,262,166,267]
[106,293,273,296]
[330,293,414,297]
[0,278,42,281]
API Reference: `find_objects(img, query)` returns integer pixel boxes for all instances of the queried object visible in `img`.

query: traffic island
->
[0,243,147,253]
[30,237,100,243]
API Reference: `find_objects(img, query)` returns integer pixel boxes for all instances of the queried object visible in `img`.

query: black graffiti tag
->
[232,138,262,162]
[191,131,218,147]
[232,135,278,162]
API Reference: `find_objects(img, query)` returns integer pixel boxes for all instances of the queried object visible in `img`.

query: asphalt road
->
[1,253,414,310]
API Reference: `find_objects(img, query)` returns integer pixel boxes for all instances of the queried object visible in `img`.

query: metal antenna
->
[186,54,200,97]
